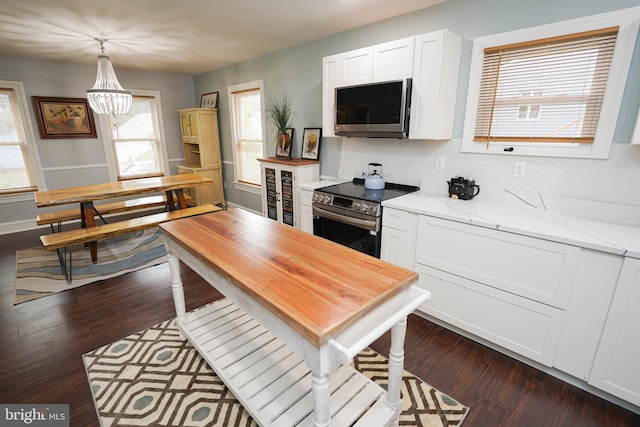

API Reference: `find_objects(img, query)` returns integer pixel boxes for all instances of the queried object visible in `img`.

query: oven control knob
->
[323,195,331,204]
[353,201,361,210]
[361,203,369,212]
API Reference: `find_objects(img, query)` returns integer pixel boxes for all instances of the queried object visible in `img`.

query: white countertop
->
[382,185,640,259]
[298,178,349,191]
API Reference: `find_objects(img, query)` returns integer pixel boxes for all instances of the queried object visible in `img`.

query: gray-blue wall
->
[0,57,195,230]
[1,0,639,230]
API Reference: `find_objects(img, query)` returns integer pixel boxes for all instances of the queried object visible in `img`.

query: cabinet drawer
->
[300,189,314,206]
[382,208,409,231]
[416,216,579,308]
[415,263,564,366]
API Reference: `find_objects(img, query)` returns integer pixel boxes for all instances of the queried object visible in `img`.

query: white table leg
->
[386,316,408,424]
[167,252,187,340]
[312,372,331,427]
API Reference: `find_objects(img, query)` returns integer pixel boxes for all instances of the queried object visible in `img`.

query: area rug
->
[14,229,167,304]
[83,317,469,427]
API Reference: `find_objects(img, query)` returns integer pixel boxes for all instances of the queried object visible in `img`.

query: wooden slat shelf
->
[180,299,397,426]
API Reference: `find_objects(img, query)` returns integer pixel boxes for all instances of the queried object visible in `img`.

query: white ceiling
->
[0,0,446,76]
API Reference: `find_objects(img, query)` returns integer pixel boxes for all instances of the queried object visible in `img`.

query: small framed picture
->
[301,128,321,160]
[276,128,294,159]
[200,92,219,108]
[32,96,97,139]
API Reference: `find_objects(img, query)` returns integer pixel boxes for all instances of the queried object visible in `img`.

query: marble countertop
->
[382,185,640,259]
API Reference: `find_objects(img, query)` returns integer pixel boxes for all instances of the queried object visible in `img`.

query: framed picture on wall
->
[200,92,219,108]
[301,128,321,160]
[32,96,97,139]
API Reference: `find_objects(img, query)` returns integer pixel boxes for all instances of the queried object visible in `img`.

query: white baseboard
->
[0,219,43,235]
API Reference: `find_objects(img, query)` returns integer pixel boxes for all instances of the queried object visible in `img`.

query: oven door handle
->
[313,205,378,231]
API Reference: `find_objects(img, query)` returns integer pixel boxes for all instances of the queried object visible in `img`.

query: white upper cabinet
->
[339,47,374,86]
[322,54,341,137]
[321,30,462,140]
[409,30,462,140]
[372,37,415,82]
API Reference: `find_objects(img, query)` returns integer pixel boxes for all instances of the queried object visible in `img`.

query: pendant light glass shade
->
[86,40,132,115]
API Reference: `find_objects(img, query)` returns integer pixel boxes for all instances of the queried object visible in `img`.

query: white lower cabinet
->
[414,263,564,365]
[415,216,579,309]
[299,188,314,233]
[380,208,638,409]
[589,257,640,406]
[413,216,576,366]
[381,208,417,269]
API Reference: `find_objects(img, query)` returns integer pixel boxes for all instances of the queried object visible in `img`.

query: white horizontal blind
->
[474,27,619,146]
[232,88,263,186]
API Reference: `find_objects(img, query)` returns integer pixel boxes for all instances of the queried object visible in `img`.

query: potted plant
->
[266,93,294,159]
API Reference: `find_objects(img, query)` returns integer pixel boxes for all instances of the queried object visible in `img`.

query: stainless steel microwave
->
[334,78,412,138]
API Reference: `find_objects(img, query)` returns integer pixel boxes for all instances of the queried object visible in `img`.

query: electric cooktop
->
[316,178,419,203]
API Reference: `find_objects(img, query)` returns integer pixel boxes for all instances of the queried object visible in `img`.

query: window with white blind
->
[0,81,42,195]
[228,80,266,191]
[103,94,166,180]
[462,8,640,158]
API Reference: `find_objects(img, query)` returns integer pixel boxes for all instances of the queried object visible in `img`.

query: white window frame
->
[228,79,266,195]
[0,80,44,201]
[97,89,170,181]
[461,6,640,159]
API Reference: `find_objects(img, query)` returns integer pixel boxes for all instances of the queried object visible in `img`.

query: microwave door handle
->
[313,205,377,231]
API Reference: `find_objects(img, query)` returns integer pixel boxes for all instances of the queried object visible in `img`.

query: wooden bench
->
[40,204,221,283]
[36,194,192,230]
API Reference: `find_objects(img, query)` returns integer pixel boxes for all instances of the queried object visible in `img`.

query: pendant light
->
[86,38,132,115]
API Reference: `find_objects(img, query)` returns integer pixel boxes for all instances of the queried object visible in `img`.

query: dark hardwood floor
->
[1,227,639,426]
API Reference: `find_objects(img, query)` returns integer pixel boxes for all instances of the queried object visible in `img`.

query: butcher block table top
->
[159,208,419,346]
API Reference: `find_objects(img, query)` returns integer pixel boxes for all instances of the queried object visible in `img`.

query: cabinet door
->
[188,112,199,136]
[264,167,279,221]
[415,263,564,366]
[339,47,373,86]
[300,203,314,234]
[372,37,415,82]
[280,169,294,226]
[180,112,190,137]
[380,226,409,268]
[589,257,640,405]
[415,215,578,309]
[299,189,314,234]
[322,54,340,137]
[409,30,462,140]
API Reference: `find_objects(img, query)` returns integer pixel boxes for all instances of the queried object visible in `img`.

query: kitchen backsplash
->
[339,138,640,207]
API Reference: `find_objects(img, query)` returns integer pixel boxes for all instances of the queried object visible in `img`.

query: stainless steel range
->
[312,178,419,258]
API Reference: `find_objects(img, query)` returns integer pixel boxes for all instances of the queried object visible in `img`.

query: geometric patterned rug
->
[83,316,469,426]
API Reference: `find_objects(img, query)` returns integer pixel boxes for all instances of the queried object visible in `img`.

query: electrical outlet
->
[435,156,445,170]
[514,161,526,178]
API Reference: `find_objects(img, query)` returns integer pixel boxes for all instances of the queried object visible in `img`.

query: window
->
[102,93,166,180]
[462,7,640,158]
[228,80,266,191]
[516,91,542,120]
[0,81,42,195]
